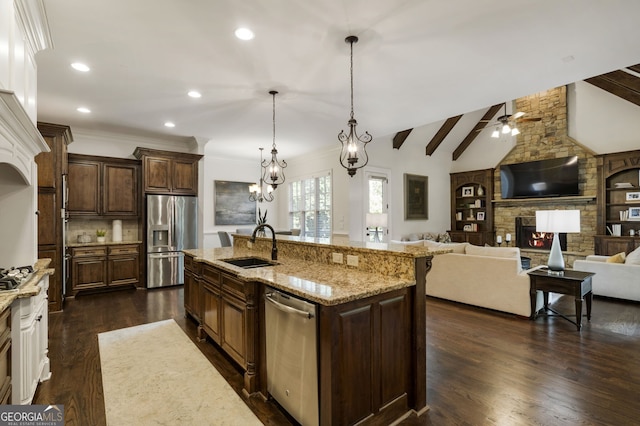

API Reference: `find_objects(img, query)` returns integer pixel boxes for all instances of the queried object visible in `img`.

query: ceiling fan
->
[488,103,541,138]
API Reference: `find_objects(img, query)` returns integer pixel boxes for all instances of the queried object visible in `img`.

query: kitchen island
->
[184,235,442,425]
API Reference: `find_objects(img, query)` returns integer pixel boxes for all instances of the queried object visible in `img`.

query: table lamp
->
[535,209,581,274]
[366,213,388,243]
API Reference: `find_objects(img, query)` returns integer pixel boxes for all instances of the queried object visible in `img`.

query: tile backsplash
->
[67,219,139,244]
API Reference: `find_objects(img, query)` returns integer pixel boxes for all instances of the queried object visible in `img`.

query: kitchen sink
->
[221,257,278,269]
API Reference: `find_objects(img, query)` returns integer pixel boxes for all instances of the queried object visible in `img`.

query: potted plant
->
[96,229,107,243]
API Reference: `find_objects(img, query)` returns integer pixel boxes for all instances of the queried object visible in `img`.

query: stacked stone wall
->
[493,86,597,267]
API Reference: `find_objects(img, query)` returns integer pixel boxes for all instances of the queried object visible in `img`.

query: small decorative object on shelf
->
[477,186,484,196]
[96,229,106,243]
[496,235,502,246]
[505,233,512,246]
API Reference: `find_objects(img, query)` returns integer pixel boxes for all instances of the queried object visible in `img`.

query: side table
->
[527,268,595,331]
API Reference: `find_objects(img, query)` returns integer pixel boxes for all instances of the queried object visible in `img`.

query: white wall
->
[201,153,270,248]
[568,81,640,153]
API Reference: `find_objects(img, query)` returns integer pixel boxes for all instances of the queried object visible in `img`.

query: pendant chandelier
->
[338,35,372,177]
[249,147,274,203]
[262,90,287,190]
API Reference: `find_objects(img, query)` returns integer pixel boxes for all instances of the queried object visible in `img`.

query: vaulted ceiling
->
[35,1,640,161]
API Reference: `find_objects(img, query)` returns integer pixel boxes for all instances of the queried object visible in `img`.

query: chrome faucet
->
[250,223,278,260]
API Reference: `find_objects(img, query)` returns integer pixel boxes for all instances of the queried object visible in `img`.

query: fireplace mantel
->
[492,195,595,206]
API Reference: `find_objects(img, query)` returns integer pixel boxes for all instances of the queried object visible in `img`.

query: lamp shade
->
[535,210,581,233]
[366,213,388,228]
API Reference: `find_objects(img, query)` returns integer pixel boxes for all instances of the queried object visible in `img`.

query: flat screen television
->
[500,155,579,199]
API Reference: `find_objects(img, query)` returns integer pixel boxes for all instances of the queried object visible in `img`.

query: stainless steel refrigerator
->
[146,194,197,288]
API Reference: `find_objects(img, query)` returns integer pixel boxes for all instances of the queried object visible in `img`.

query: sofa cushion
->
[625,246,640,265]
[390,239,424,246]
[606,252,626,263]
[465,244,520,259]
[424,240,467,253]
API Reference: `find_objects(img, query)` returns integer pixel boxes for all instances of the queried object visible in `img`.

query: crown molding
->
[14,0,53,58]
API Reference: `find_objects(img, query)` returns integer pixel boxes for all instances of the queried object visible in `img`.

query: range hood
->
[0,89,49,267]
[0,89,49,185]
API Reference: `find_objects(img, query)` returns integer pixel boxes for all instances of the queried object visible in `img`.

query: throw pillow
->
[625,246,640,265]
[606,252,626,263]
[408,233,421,241]
[437,232,452,243]
[423,232,438,241]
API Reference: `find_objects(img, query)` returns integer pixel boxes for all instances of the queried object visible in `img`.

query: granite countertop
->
[67,240,142,248]
[183,246,445,306]
[0,259,54,312]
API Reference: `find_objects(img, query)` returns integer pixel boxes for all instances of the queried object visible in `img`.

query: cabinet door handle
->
[36,315,43,322]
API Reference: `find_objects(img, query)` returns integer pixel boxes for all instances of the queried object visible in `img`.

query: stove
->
[0,265,34,290]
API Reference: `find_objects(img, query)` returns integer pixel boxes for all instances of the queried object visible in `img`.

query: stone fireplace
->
[492,86,598,268]
[515,216,566,251]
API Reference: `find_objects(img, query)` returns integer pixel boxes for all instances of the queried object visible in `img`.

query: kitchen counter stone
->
[67,240,142,248]
[0,258,54,312]
[184,242,447,306]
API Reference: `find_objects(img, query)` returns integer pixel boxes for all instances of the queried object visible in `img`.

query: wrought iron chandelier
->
[262,90,287,190]
[249,147,274,203]
[338,35,372,177]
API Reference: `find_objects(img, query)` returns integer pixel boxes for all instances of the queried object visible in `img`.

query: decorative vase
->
[97,236,106,243]
[477,186,484,196]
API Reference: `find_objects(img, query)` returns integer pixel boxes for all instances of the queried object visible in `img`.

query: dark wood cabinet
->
[71,246,108,292]
[134,147,202,195]
[450,169,495,246]
[595,150,640,255]
[70,244,140,295]
[68,159,100,215]
[107,245,140,286]
[36,122,72,312]
[0,307,11,405]
[67,154,140,217]
[189,261,258,392]
[184,254,202,323]
[318,288,412,425]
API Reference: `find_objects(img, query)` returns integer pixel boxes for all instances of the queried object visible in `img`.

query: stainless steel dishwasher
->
[265,287,319,426]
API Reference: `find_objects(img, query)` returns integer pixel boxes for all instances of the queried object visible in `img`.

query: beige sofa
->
[423,241,544,317]
[573,255,640,301]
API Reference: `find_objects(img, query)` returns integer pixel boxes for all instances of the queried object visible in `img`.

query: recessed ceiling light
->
[164,122,176,128]
[188,91,202,98]
[71,62,90,72]
[234,27,254,41]
[76,107,91,113]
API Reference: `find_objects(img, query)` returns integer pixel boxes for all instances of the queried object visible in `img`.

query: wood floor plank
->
[34,287,640,425]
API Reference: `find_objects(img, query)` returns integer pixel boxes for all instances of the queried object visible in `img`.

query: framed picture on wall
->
[214,180,256,225]
[404,173,428,220]
[477,211,485,221]
[462,186,474,197]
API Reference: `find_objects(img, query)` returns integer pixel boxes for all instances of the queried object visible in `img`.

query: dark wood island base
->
[183,241,433,425]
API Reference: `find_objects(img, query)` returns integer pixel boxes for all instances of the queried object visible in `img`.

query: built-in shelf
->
[492,195,596,205]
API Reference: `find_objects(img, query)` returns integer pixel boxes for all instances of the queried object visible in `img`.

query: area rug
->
[98,319,262,425]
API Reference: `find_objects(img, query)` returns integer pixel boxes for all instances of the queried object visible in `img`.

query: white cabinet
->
[11,274,51,404]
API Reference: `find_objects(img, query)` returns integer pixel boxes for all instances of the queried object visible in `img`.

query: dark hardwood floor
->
[34,287,640,425]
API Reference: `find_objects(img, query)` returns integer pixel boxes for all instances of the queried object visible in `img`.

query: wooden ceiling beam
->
[627,64,640,74]
[425,115,463,156]
[452,103,504,161]
[584,69,640,107]
[392,129,413,149]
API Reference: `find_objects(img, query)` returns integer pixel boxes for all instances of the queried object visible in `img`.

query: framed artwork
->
[404,173,428,220]
[626,191,640,202]
[629,206,640,221]
[477,211,485,221]
[214,180,256,225]
[462,186,474,197]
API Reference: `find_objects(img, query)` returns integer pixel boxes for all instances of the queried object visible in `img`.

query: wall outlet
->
[332,253,344,264]
[346,255,359,267]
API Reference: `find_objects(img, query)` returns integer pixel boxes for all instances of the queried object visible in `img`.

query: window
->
[289,172,332,238]
[366,173,388,242]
